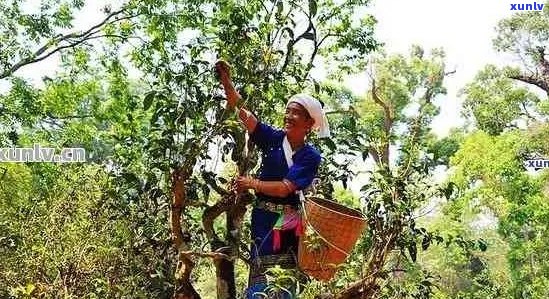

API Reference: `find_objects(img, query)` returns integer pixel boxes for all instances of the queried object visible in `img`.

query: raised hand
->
[215,60,231,80]
[215,60,240,109]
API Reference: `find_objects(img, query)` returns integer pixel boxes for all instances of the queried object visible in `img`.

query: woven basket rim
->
[306,196,366,221]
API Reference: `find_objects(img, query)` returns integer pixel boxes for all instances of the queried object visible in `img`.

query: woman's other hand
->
[235,176,254,193]
[235,176,296,198]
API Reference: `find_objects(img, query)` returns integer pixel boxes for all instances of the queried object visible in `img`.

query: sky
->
[2,0,519,136]
[361,0,516,136]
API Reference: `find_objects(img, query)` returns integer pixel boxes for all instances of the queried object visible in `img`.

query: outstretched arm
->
[215,60,257,133]
[236,176,298,198]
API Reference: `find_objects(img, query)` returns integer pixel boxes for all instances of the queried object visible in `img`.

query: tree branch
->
[400,69,455,178]
[317,32,342,48]
[182,250,231,261]
[368,147,381,164]
[46,113,94,120]
[520,101,538,122]
[202,195,232,242]
[171,168,201,298]
[370,78,392,166]
[0,8,135,80]
[509,73,549,94]
[171,168,189,250]
[281,16,314,73]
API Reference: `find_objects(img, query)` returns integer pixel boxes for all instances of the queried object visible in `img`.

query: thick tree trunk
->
[509,47,549,95]
[203,194,234,299]
[509,74,549,95]
[171,168,201,299]
[214,248,236,299]
[206,191,253,299]
[174,277,201,299]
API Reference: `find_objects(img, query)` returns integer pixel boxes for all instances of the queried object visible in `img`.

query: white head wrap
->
[287,93,331,138]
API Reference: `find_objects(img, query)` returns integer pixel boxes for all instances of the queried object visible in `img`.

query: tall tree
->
[314,47,459,298]
[457,3,549,297]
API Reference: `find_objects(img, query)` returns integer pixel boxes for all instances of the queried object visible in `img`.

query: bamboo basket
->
[298,197,367,281]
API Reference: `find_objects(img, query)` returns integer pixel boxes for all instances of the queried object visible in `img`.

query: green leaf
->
[122,172,140,186]
[302,32,315,41]
[408,242,417,262]
[24,283,35,295]
[144,92,155,110]
[478,239,488,252]
[309,0,318,17]
[434,235,444,244]
[324,138,336,151]
[422,236,431,251]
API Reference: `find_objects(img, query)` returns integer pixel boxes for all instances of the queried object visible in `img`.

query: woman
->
[215,61,330,298]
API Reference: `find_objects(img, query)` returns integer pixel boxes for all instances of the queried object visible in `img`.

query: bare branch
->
[317,32,342,48]
[171,168,202,298]
[202,196,231,242]
[0,8,135,80]
[370,79,393,124]
[27,36,94,66]
[281,15,314,73]
[368,147,381,164]
[171,168,190,250]
[411,206,437,220]
[520,101,538,122]
[305,26,319,75]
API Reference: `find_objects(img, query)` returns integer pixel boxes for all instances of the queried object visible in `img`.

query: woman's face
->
[284,102,314,136]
